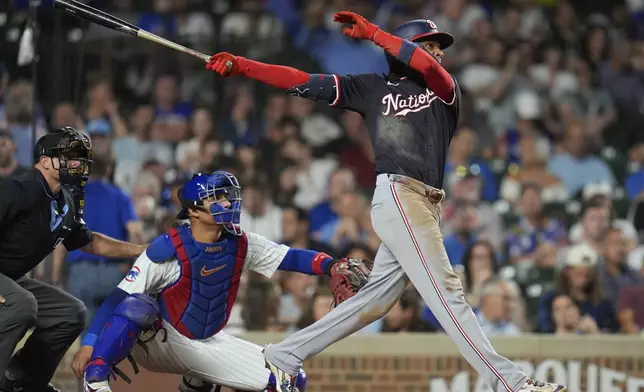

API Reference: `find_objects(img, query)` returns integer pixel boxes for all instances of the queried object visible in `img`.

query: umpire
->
[0,126,146,392]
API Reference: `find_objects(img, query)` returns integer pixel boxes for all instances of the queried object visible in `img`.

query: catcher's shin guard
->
[295,369,308,392]
[84,294,160,383]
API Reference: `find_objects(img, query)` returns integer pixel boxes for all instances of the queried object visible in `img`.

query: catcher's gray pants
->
[264,174,528,392]
[0,273,86,389]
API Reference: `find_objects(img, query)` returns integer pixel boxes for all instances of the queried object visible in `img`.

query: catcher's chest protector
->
[160,226,247,339]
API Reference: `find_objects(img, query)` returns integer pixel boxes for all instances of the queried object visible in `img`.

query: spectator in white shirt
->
[281,136,338,210]
[476,277,523,336]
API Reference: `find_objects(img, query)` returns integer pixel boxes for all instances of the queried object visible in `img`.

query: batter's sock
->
[263,345,301,376]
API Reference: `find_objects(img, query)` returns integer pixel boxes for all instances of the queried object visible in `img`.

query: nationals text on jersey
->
[381,88,438,117]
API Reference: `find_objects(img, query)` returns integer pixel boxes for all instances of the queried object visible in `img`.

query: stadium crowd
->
[0,0,643,340]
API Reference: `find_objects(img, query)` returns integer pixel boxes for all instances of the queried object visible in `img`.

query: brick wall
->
[44,334,644,392]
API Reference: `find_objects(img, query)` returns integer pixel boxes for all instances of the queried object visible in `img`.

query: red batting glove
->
[333,11,379,41]
[206,52,244,77]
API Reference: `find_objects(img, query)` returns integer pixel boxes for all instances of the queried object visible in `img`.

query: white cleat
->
[84,380,112,392]
[517,379,567,392]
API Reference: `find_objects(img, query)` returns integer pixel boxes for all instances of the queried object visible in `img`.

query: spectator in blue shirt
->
[444,126,498,202]
[625,142,644,200]
[54,157,142,333]
[84,119,113,159]
[443,199,479,267]
[505,183,568,264]
[137,0,177,38]
[265,0,388,75]
[309,168,357,235]
[626,168,644,200]
[151,74,193,145]
[1,81,48,166]
[548,121,615,196]
[218,84,263,147]
[0,130,29,178]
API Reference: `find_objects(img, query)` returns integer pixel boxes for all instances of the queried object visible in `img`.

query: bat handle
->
[186,49,210,62]
[195,52,210,62]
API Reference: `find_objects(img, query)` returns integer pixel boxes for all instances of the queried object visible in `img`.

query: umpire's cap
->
[392,19,454,49]
[33,126,92,164]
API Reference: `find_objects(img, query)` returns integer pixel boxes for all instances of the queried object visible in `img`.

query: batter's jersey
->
[117,231,288,295]
[331,74,461,189]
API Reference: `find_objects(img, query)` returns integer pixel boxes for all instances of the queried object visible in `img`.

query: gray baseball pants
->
[264,174,528,392]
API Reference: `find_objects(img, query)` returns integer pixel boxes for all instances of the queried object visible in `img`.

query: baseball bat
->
[52,0,211,63]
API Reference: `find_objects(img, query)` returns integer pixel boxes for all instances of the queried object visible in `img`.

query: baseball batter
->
[71,171,372,392]
[206,12,566,392]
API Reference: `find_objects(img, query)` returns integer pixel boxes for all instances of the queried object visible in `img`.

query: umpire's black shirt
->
[0,168,92,280]
[331,74,461,189]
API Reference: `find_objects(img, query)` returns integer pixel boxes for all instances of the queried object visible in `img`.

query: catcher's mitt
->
[329,258,374,306]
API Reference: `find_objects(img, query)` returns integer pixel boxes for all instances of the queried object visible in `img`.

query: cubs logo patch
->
[125,266,141,282]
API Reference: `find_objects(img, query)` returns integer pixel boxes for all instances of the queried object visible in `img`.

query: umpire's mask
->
[34,126,93,189]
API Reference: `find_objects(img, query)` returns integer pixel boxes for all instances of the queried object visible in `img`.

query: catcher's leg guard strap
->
[85,294,160,383]
[180,376,215,392]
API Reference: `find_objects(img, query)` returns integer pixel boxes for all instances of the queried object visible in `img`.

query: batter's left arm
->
[332,11,456,104]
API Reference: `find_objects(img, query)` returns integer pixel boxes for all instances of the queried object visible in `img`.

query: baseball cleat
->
[84,380,111,392]
[517,379,566,392]
[265,359,297,392]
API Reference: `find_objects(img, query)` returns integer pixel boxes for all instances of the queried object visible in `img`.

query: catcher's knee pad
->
[296,369,308,392]
[85,294,160,383]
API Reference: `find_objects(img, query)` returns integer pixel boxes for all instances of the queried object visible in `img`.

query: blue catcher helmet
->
[176,171,243,235]
[386,19,454,75]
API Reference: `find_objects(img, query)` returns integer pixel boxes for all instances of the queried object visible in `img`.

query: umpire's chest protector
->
[159,225,247,339]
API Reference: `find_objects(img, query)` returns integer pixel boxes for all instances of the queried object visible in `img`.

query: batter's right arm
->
[205,53,377,114]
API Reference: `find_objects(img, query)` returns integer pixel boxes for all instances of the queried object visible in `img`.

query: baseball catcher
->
[71,171,373,392]
[205,10,566,392]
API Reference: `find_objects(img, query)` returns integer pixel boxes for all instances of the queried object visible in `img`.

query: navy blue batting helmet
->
[392,19,454,49]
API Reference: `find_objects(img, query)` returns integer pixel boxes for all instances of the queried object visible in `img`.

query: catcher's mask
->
[177,171,243,236]
[33,126,92,188]
[386,19,454,81]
